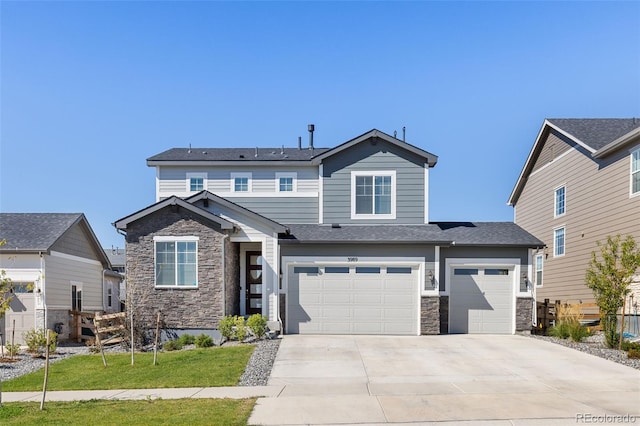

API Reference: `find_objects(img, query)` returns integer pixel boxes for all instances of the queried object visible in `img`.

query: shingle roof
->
[147,147,332,162]
[280,222,543,247]
[547,118,640,150]
[0,213,84,251]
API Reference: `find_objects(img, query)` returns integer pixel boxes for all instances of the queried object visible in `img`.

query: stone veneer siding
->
[420,296,440,335]
[439,296,449,334]
[516,297,533,333]
[279,294,286,333]
[224,240,240,317]
[125,208,230,330]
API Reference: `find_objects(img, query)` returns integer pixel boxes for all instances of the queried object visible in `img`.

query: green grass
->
[0,398,256,425]
[2,346,254,391]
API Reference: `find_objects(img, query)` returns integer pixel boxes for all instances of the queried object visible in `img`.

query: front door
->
[245,251,263,315]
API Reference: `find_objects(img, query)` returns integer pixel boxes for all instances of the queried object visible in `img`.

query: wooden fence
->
[69,311,127,345]
[535,299,600,334]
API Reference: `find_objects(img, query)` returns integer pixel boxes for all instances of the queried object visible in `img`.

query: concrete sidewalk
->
[2,385,283,403]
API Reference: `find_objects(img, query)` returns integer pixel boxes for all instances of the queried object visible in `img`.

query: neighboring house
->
[104,246,126,312]
[115,128,543,336]
[508,118,640,312]
[0,213,118,344]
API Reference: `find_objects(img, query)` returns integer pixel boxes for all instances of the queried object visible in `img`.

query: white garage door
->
[449,267,514,334]
[287,264,419,335]
[3,291,36,345]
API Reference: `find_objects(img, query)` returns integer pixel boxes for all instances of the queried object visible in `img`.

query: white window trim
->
[275,172,297,193]
[186,172,207,192]
[71,281,83,311]
[231,172,252,193]
[535,254,544,287]
[631,146,640,198]
[153,236,199,288]
[350,170,397,220]
[554,184,566,218]
[553,226,566,258]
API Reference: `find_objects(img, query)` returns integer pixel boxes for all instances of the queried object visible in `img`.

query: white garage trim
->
[282,256,424,335]
[445,258,520,335]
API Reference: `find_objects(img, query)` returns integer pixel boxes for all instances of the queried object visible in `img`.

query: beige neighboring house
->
[508,119,640,318]
[0,213,118,344]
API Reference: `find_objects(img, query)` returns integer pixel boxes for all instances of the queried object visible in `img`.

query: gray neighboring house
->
[115,128,543,336]
[509,118,640,313]
[104,246,126,313]
[0,213,118,344]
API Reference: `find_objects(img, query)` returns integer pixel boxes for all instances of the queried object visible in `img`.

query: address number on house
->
[347,257,359,262]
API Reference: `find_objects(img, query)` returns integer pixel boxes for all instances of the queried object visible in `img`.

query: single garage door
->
[449,267,513,334]
[287,264,419,335]
[2,289,36,345]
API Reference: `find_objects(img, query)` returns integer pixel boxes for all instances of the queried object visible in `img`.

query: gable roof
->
[185,191,288,233]
[508,118,640,206]
[280,222,543,247]
[0,213,111,265]
[113,196,236,231]
[310,129,438,167]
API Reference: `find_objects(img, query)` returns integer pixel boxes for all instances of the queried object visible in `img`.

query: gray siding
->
[224,197,318,223]
[515,136,640,304]
[281,243,436,261]
[51,222,103,263]
[45,254,104,311]
[531,131,574,173]
[322,139,426,224]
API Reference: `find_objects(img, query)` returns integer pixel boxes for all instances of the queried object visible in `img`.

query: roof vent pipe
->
[308,124,315,149]
[281,145,284,155]
[298,136,302,150]
[402,126,406,142]
[255,147,258,157]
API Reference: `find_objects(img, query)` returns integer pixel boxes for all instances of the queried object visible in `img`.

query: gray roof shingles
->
[0,213,83,251]
[547,118,640,150]
[148,147,332,162]
[281,222,543,247]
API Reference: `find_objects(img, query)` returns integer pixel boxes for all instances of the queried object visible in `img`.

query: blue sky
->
[1,1,639,250]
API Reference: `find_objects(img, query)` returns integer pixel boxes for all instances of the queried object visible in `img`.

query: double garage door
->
[449,266,514,334]
[287,264,419,335]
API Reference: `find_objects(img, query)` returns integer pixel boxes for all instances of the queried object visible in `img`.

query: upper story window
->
[154,236,198,287]
[554,227,565,257]
[276,172,297,192]
[231,173,252,193]
[351,171,396,219]
[554,185,566,217]
[535,254,543,287]
[632,148,640,196]
[187,173,206,192]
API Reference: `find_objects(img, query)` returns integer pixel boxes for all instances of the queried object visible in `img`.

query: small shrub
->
[6,343,20,357]
[48,330,58,353]
[195,333,214,348]
[163,339,183,351]
[233,316,247,342]
[218,316,235,340]
[568,323,590,342]
[178,333,195,345]
[621,340,640,351]
[23,328,57,356]
[548,322,571,339]
[628,348,640,359]
[247,314,267,339]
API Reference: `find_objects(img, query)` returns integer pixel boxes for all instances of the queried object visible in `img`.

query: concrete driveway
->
[249,334,640,425]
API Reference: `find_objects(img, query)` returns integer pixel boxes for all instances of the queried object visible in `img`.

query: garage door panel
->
[287,264,418,335]
[450,266,514,335]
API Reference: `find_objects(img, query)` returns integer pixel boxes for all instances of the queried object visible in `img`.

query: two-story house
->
[508,119,640,314]
[115,128,542,336]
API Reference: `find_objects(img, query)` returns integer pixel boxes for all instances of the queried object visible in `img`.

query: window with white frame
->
[554,185,565,217]
[187,173,206,192]
[154,237,198,287]
[632,148,640,195]
[535,254,543,287]
[351,171,396,218]
[554,227,565,257]
[71,282,83,311]
[231,173,251,193]
[276,172,297,192]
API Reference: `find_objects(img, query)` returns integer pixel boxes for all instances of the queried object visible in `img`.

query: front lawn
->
[0,398,256,425]
[2,346,255,391]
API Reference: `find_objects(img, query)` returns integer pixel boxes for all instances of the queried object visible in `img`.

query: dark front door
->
[246,251,263,315]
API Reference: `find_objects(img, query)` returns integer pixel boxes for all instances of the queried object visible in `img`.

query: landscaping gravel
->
[238,338,281,386]
[529,333,640,370]
[1,345,90,382]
